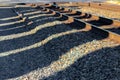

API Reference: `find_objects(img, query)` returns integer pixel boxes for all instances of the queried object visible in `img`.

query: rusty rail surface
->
[30,4,120,43]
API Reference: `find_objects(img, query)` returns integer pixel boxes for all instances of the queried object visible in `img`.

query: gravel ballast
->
[59,4,120,20]
[78,7,120,20]
[68,6,120,20]
[0,7,120,80]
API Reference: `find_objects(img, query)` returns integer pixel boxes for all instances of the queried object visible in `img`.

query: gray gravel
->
[0,7,120,80]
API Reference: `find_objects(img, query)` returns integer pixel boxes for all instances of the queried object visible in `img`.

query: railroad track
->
[27,4,120,43]
[13,4,120,43]
[0,4,120,80]
[11,3,120,43]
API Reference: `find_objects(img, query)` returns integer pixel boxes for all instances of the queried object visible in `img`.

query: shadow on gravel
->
[44,46,120,80]
[0,14,56,36]
[0,7,111,80]
[87,17,113,26]
[75,13,92,19]
[0,8,16,19]
[66,11,114,27]
[0,22,25,31]
[0,8,57,36]
[0,17,19,24]
[0,8,20,26]
[106,28,120,35]
[0,27,108,79]
[0,13,109,53]
[0,23,76,53]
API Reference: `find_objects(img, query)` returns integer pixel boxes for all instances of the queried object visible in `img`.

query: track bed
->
[0,6,120,80]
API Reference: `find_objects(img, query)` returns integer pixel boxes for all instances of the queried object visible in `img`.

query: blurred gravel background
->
[77,7,120,20]
[0,6,120,80]
[59,3,120,20]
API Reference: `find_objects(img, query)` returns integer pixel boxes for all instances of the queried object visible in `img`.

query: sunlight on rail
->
[0,29,86,57]
[11,39,119,80]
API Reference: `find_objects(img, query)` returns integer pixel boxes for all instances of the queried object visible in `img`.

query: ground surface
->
[58,2,120,20]
[0,6,120,80]
[76,7,120,20]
